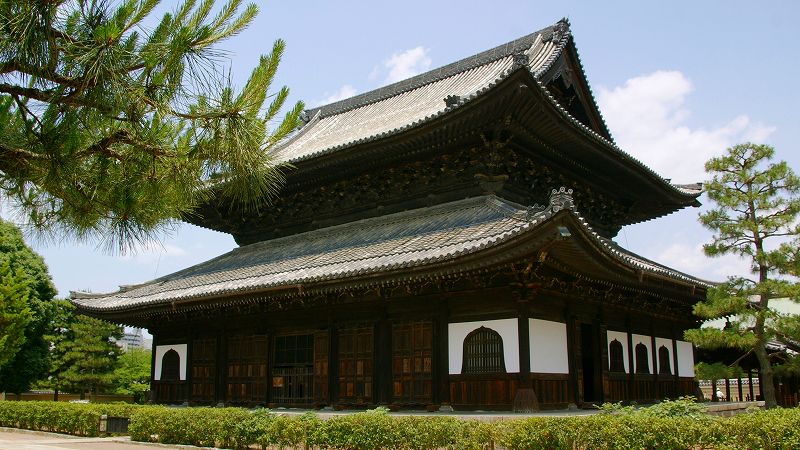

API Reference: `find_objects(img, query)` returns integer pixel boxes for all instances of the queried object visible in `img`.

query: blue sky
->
[9,0,800,305]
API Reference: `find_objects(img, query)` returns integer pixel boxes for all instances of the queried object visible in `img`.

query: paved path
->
[0,428,199,450]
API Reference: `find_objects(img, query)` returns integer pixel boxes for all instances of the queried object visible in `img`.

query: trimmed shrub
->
[0,401,138,436]
[128,406,250,447]
[5,398,800,449]
[726,407,800,450]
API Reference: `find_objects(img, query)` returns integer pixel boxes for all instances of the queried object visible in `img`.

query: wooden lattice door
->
[392,321,432,404]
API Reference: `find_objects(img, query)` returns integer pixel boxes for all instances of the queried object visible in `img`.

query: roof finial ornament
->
[549,186,575,212]
[512,51,529,69]
[444,95,461,108]
[525,186,575,221]
[550,19,570,43]
[299,110,311,124]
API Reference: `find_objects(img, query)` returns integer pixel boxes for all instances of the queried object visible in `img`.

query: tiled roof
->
[271,23,567,164]
[269,19,700,203]
[73,190,710,313]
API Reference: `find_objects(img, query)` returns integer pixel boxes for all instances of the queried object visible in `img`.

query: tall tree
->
[0,261,32,369]
[685,143,800,409]
[0,219,57,393]
[48,310,123,398]
[0,0,303,253]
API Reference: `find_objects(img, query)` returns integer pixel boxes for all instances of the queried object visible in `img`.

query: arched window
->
[161,349,181,381]
[635,343,650,374]
[608,339,625,373]
[658,345,672,375]
[461,327,506,374]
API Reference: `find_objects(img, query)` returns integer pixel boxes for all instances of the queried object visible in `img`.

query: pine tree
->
[48,309,123,398]
[0,0,303,253]
[685,143,800,408]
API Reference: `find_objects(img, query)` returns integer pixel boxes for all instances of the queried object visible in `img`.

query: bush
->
[5,398,800,449]
[726,407,800,449]
[0,401,138,436]
[128,406,250,447]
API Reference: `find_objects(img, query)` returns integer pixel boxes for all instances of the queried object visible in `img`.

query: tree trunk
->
[754,342,777,408]
[711,380,718,402]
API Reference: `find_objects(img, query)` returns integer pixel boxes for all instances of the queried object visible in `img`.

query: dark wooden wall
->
[148,282,698,409]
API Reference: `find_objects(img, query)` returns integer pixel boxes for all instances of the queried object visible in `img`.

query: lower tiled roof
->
[72,191,710,312]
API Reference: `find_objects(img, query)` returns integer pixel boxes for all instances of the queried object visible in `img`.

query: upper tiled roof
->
[73,190,710,313]
[268,20,699,202]
[271,23,567,164]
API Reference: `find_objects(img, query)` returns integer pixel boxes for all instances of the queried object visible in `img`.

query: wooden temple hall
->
[73,20,710,410]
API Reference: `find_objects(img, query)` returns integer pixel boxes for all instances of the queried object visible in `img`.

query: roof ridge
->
[303,21,562,119]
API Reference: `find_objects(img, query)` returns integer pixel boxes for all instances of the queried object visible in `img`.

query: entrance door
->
[272,334,314,405]
[338,326,373,404]
[392,321,433,405]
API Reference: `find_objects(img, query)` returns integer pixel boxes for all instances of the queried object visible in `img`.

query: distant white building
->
[116,328,151,352]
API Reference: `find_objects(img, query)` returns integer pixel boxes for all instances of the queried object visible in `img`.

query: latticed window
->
[272,333,315,405]
[608,339,625,373]
[635,343,650,374]
[461,327,506,374]
[161,349,180,381]
[658,345,672,375]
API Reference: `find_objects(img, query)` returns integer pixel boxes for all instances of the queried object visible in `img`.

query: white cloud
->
[382,46,432,84]
[315,84,357,106]
[597,70,775,183]
[654,241,750,280]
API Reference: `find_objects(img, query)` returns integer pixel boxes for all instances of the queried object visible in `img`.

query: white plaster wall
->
[529,319,569,374]
[676,340,695,377]
[631,334,653,374]
[154,344,188,381]
[448,319,519,374]
[654,337,674,375]
[606,330,629,373]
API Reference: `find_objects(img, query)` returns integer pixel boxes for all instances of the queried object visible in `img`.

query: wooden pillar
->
[149,332,159,403]
[264,331,272,406]
[373,305,391,405]
[725,378,731,402]
[650,333,658,400]
[434,300,450,406]
[564,305,579,405]
[671,331,680,394]
[328,324,338,405]
[737,375,743,402]
[216,332,226,405]
[626,318,635,401]
[516,292,531,382]
[598,318,608,404]
[748,370,755,401]
[186,331,194,404]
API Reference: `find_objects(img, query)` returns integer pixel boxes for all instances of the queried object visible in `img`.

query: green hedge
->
[0,401,140,436]
[4,400,800,449]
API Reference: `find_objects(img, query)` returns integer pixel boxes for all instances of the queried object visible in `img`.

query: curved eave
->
[559,37,614,142]
[517,71,700,208]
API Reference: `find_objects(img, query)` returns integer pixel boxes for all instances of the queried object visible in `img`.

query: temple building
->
[72,20,710,410]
